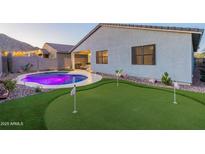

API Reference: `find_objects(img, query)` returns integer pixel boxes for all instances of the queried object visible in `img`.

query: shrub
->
[22,63,33,72]
[200,74,205,82]
[35,86,42,93]
[58,68,73,72]
[2,79,16,92]
[200,77,205,82]
[161,72,172,85]
[200,69,205,75]
[115,69,123,76]
[0,85,9,99]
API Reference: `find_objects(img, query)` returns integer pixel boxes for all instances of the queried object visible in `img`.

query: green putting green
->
[45,82,205,130]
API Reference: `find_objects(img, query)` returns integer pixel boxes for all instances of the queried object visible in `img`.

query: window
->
[96,50,108,64]
[132,44,155,65]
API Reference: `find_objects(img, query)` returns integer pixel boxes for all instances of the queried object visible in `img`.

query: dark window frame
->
[96,50,108,64]
[131,44,156,65]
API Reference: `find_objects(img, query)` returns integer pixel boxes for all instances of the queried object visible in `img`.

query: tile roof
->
[70,23,204,52]
[0,33,37,51]
[46,43,74,53]
[40,49,49,54]
[102,23,204,34]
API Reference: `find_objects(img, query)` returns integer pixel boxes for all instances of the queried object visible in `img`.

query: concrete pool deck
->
[16,70,102,89]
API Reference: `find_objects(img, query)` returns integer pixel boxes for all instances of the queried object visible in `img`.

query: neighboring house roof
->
[0,33,37,51]
[40,49,49,54]
[70,23,204,52]
[45,43,74,53]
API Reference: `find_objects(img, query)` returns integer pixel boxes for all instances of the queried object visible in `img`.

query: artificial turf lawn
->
[1,79,205,130]
[45,82,205,130]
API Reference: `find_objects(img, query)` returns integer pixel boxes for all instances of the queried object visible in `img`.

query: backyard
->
[1,79,205,130]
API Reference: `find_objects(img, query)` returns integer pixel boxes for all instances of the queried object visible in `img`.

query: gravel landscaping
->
[0,84,36,103]
[1,69,205,104]
[0,73,50,103]
[98,72,205,93]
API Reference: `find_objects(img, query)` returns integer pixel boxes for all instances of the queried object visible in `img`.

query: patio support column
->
[71,52,75,70]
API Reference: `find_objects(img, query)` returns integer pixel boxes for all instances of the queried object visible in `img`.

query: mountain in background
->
[0,33,37,51]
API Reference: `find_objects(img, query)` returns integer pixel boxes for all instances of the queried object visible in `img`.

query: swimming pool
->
[21,72,88,85]
[16,70,102,89]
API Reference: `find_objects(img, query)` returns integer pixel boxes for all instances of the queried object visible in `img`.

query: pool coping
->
[16,70,102,89]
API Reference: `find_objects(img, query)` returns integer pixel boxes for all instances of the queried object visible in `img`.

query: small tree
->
[161,72,172,85]
[2,79,16,93]
[22,63,33,72]
[35,86,42,93]
[115,69,123,87]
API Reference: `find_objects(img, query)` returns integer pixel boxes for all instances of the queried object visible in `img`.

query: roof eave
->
[70,23,204,53]
[192,30,204,52]
[102,24,203,35]
[70,24,102,52]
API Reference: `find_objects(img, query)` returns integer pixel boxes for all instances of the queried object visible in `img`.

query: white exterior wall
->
[73,27,193,83]
[43,44,57,59]
[0,52,2,76]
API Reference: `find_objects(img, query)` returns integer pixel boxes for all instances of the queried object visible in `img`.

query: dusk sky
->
[0,23,205,51]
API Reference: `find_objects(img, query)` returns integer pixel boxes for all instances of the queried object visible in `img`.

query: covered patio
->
[71,50,91,71]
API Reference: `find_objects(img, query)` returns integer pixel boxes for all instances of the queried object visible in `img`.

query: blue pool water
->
[21,72,88,85]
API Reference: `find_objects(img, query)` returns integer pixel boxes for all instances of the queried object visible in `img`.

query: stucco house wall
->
[0,52,2,76]
[11,56,57,73]
[73,26,193,83]
[43,43,73,69]
[57,53,72,69]
[43,43,57,59]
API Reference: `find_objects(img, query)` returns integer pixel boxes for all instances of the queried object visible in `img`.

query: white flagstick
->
[72,85,77,113]
[173,85,177,104]
[117,73,119,87]
[72,77,77,114]
[173,82,179,104]
[116,69,123,87]
[117,54,120,87]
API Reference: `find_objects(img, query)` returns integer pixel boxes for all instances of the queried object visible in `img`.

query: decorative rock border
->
[97,72,205,93]
[1,70,102,103]
[1,70,205,104]
[0,84,49,104]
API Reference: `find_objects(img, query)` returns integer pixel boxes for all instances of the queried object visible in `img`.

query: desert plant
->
[0,86,9,99]
[35,86,42,93]
[2,79,16,92]
[161,72,172,85]
[201,77,205,82]
[115,69,123,87]
[58,68,73,72]
[200,69,205,75]
[22,63,33,72]
[115,69,123,76]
